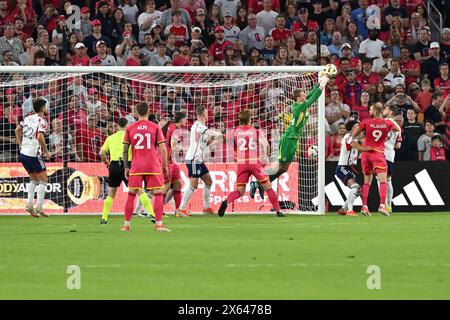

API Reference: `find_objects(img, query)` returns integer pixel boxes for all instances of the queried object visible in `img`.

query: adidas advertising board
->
[325,161,450,212]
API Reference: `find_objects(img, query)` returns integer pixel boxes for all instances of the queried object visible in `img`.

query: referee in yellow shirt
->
[99,118,155,224]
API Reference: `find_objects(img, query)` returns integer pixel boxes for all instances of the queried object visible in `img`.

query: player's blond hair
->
[239,109,252,125]
[372,102,383,115]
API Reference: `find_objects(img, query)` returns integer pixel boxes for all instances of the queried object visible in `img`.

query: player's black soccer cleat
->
[276,211,285,217]
[218,201,228,217]
[100,219,107,224]
[249,181,257,199]
[150,216,156,224]
[257,183,265,199]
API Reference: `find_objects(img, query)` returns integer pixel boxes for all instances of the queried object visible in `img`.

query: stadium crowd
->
[0,0,450,163]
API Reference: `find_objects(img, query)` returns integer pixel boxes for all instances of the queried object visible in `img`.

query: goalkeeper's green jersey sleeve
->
[283,84,322,139]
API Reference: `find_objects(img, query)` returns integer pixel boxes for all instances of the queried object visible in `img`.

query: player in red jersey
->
[353,103,400,216]
[122,102,170,232]
[161,111,188,216]
[218,110,284,217]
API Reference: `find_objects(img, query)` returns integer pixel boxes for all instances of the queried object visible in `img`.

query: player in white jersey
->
[335,121,373,216]
[178,106,223,216]
[15,99,50,217]
[382,105,402,214]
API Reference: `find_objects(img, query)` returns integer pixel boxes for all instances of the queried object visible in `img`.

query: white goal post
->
[0,65,326,215]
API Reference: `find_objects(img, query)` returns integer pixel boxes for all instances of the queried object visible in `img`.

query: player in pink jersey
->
[122,102,170,232]
[218,110,284,217]
[353,102,400,216]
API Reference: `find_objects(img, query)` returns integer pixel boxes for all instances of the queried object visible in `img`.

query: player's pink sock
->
[173,190,181,209]
[362,183,370,206]
[267,189,281,211]
[227,190,241,203]
[153,193,164,222]
[124,193,136,221]
[379,182,387,207]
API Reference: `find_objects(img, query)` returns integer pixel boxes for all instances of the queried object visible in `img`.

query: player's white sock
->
[203,185,211,209]
[27,180,38,208]
[36,182,47,210]
[164,189,173,205]
[347,184,359,211]
[180,186,195,210]
[387,177,393,207]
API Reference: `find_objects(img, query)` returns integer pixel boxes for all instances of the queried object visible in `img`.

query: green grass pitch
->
[1,213,450,299]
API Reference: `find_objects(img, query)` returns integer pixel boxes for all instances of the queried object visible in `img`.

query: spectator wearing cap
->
[86,87,102,113]
[406,12,422,46]
[150,22,164,43]
[214,0,242,19]
[0,24,22,64]
[150,41,171,66]
[140,33,156,65]
[160,0,191,32]
[164,9,189,48]
[255,0,277,35]
[291,7,319,50]
[19,36,35,65]
[351,0,369,39]
[74,7,92,41]
[434,63,450,99]
[193,7,214,46]
[83,19,111,58]
[413,27,431,64]
[115,28,138,66]
[95,1,114,38]
[8,0,36,36]
[118,0,140,25]
[423,42,446,86]
[260,35,277,64]
[222,10,240,43]
[383,58,406,98]
[340,42,362,72]
[71,42,90,66]
[160,87,186,117]
[384,0,409,29]
[359,28,384,59]
[338,70,363,109]
[209,25,235,64]
[172,40,190,66]
[441,28,450,65]
[189,26,205,50]
[93,40,117,66]
[301,30,329,65]
[52,15,71,53]
[372,44,392,76]
[400,46,420,88]
[137,0,163,44]
[356,58,380,95]
[269,15,291,48]
[326,31,342,57]
[248,0,280,14]
[199,46,210,66]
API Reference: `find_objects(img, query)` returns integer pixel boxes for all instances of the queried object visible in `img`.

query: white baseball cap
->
[75,42,85,49]
[192,26,201,33]
[430,42,440,49]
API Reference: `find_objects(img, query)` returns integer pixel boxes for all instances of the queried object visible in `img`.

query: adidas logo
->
[325,169,445,207]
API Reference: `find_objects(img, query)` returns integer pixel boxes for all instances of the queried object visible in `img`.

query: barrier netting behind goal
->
[0,70,321,215]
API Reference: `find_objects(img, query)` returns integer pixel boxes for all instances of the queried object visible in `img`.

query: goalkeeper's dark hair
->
[239,109,252,125]
[33,98,47,113]
[148,113,159,124]
[385,104,398,116]
[135,102,149,116]
[118,117,128,129]
[346,120,359,132]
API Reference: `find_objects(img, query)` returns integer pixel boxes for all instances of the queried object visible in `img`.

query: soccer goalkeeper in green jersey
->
[250,72,329,200]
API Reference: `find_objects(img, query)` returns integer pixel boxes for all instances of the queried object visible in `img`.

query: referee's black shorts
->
[108,161,128,188]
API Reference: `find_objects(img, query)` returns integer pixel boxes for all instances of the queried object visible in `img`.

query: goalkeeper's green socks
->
[139,193,155,217]
[102,195,114,221]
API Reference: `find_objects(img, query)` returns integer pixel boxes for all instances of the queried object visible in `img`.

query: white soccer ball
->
[324,64,337,78]
[308,145,318,159]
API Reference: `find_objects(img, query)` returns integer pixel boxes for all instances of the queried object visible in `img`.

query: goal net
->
[0,66,325,215]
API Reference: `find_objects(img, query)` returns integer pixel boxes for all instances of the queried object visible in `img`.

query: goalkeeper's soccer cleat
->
[155,224,171,232]
[100,219,107,224]
[26,206,39,218]
[175,209,190,218]
[138,212,148,218]
[378,205,391,217]
[276,211,285,217]
[34,208,48,217]
[249,181,257,199]
[386,206,392,214]
[345,210,358,216]
[218,201,228,217]
[360,206,371,216]
[337,207,347,215]
[203,207,216,215]
[120,225,130,231]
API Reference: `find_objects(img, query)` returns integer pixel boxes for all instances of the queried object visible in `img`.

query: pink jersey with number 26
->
[124,119,165,175]
[359,118,397,153]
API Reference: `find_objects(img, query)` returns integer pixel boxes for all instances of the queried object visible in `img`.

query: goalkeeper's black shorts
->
[108,161,128,188]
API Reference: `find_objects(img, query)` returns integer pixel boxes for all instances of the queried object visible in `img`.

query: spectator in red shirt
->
[71,42,90,66]
[339,70,363,109]
[353,90,371,121]
[269,15,291,48]
[399,46,420,88]
[356,57,380,95]
[429,135,447,161]
[76,113,105,162]
[9,0,36,36]
[172,40,190,65]
[164,9,189,48]
[291,7,319,50]
[434,63,450,99]
[248,0,280,14]
[335,56,351,84]
[208,25,234,64]
[415,78,433,113]
[126,44,142,66]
